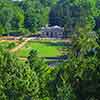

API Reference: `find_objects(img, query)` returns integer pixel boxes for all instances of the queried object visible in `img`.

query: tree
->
[49,0,99,36]
[18,0,58,33]
[27,49,53,99]
[0,47,40,99]
[18,0,48,33]
[61,30,100,99]
[0,0,24,35]
[0,47,53,99]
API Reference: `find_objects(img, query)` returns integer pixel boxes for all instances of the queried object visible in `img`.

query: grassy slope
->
[0,41,18,49]
[15,40,65,57]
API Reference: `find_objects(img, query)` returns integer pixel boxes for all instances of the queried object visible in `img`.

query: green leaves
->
[19,0,57,33]
[0,48,40,99]
[0,0,24,35]
[63,21,100,99]
[0,47,54,99]
[0,0,58,35]
[27,49,52,98]
[49,0,99,36]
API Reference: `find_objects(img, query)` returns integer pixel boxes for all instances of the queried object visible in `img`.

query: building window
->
[51,32,53,37]
[46,32,49,36]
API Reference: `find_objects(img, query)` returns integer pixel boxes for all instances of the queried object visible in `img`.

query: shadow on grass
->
[30,41,71,47]
[44,55,68,60]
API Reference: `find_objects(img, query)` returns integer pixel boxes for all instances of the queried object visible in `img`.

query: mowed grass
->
[15,40,65,57]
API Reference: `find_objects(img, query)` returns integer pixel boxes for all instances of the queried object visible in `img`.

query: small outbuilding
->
[40,26,64,38]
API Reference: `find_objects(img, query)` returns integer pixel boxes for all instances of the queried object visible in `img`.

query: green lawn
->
[15,40,65,57]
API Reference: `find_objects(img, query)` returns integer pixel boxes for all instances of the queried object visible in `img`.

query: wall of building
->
[41,26,64,38]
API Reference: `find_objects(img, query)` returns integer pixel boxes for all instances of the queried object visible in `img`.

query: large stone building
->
[40,26,64,38]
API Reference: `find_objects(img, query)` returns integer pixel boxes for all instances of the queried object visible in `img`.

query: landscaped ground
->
[0,41,18,49]
[0,39,69,59]
[15,39,67,57]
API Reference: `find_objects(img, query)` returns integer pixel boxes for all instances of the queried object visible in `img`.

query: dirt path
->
[10,38,30,52]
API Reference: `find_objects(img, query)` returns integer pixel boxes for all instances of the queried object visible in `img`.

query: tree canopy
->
[0,0,58,35]
[0,0,100,99]
[49,0,100,36]
[0,0,24,35]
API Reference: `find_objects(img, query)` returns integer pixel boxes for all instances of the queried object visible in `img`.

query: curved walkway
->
[10,38,30,52]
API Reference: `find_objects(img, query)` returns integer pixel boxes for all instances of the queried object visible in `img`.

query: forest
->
[0,0,100,100]
[0,0,57,35]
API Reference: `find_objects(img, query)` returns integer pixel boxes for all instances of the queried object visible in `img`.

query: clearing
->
[15,39,67,57]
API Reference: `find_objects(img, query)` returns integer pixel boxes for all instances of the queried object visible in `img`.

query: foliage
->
[27,49,53,99]
[0,47,54,99]
[7,42,16,49]
[49,0,100,36]
[0,0,24,35]
[0,48,40,99]
[0,0,100,100]
[18,0,58,33]
[0,0,58,35]
[60,31,100,100]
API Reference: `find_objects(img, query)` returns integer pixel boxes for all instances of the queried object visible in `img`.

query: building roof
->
[41,25,64,30]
